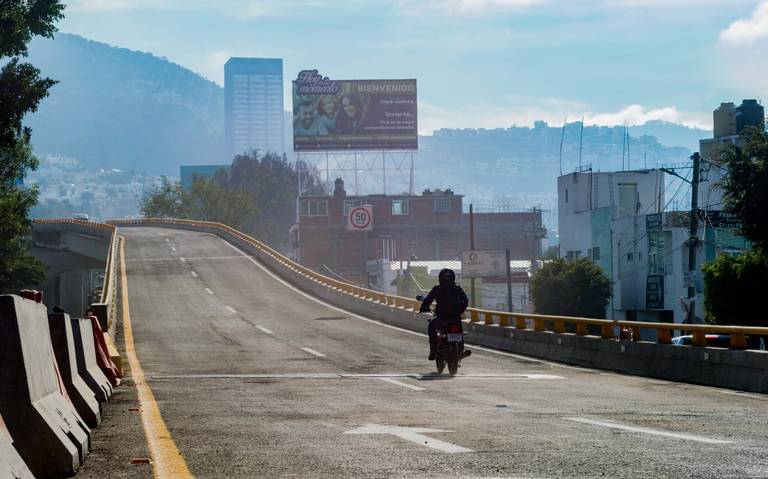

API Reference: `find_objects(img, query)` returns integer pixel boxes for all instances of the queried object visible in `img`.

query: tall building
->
[224,58,284,160]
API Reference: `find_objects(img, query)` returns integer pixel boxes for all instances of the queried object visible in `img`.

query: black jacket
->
[419,283,469,319]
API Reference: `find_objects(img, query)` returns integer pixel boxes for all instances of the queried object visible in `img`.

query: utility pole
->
[687,152,701,324]
[469,203,476,308]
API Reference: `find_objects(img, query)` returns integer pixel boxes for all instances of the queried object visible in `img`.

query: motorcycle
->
[416,295,468,375]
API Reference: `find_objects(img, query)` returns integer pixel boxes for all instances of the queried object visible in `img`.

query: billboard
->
[292,70,417,151]
[461,250,508,278]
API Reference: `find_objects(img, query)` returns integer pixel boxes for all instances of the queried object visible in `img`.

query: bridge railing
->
[108,218,768,350]
[32,218,119,333]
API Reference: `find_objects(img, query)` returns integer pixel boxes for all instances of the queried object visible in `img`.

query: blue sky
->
[59,0,768,133]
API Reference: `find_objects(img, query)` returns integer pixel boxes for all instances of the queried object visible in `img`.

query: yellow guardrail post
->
[631,326,641,342]
[658,328,672,344]
[484,312,494,325]
[576,322,588,335]
[534,317,545,331]
[498,314,509,327]
[692,330,707,347]
[515,315,526,330]
[470,310,479,323]
[554,319,566,334]
[730,333,747,349]
[601,323,614,339]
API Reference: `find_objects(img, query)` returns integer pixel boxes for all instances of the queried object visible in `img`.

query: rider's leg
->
[428,319,438,359]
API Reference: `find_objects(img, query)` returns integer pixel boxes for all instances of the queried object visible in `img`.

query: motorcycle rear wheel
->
[435,356,446,374]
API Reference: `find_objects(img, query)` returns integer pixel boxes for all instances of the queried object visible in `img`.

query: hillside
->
[26,33,224,176]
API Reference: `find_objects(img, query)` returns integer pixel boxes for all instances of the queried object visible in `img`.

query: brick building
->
[291,179,543,283]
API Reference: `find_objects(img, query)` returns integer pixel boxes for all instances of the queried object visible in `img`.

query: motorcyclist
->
[419,268,469,360]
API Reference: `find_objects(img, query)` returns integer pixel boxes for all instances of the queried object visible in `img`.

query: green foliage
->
[140,175,256,232]
[703,250,768,326]
[529,258,611,318]
[140,176,185,218]
[0,0,64,292]
[719,127,768,251]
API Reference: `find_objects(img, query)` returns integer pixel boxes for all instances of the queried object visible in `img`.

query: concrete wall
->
[116,221,768,394]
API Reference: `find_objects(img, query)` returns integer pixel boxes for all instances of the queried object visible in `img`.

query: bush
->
[529,258,611,318]
[703,249,768,326]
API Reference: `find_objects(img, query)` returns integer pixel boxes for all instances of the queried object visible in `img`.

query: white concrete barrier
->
[71,317,113,403]
[0,295,90,477]
[48,312,102,427]
[0,415,33,479]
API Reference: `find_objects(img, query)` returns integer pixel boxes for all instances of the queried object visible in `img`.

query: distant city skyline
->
[58,1,768,134]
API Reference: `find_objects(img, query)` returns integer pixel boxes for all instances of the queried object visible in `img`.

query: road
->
[81,227,768,478]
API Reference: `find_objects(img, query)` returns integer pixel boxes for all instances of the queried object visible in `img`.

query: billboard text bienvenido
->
[292,70,417,151]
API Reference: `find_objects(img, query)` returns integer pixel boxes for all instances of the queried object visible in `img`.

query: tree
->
[139,176,257,232]
[703,249,768,326]
[140,176,184,218]
[719,126,768,250]
[0,1,65,292]
[529,258,611,318]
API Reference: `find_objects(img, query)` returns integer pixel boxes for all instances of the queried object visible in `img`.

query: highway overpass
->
[71,224,768,478]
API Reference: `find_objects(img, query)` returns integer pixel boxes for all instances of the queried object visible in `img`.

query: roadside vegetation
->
[0,1,64,292]
[140,151,324,250]
[529,258,611,318]
[703,127,768,326]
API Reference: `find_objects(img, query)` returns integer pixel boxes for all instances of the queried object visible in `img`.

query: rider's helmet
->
[438,268,456,286]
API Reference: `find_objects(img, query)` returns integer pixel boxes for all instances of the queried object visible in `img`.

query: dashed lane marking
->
[301,347,326,357]
[256,326,273,335]
[190,271,198,278]
[127,255,244,263]
[204,288,214,295]
[170,246,177,252]
[225,305,237,313]
[379,377,425,391]
[120,238,193,478]
[564,417,733,444]
[218,238,583,374]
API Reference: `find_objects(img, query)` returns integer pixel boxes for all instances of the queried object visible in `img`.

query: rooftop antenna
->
[621,123,626,171]
[559,117,567,175]
[626,123,631,170]
[578,116,584,170]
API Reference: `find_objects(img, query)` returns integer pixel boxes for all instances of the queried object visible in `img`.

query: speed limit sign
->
[347,206,373,231]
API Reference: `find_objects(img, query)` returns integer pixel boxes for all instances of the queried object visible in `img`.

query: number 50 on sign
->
[347,206,373,231]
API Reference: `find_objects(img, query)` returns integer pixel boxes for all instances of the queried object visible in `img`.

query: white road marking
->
[225,305,237,313]
[165,238,170,242]
[218,239,582,374]
[149,372,556,380]
[204,288,214,295]
[379,377,425,391]
[127,255,245,262]
[345,424,473,453]
[256,326,273,335]
[170,246,177,252]
[301,347,326,357]
[179,257,186,262]
[564,417,733,444]
[718,390,768,400]
[190,271,198,278]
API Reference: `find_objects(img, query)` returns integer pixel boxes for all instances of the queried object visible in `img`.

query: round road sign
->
[349,206,372,230]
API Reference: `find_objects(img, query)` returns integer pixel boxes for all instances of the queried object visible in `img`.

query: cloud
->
[418,98,710,135]
[396,0,547,14]
[719,1,768,45]
[66,0,271,15]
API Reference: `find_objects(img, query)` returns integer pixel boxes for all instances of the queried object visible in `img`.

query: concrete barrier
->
[0,295,91,477]
[71,317,113,402]
[48,312,102,427]
[88,315,121,386]
[0,415,33,479]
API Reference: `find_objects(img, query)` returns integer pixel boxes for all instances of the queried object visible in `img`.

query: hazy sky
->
[59,0,768,134]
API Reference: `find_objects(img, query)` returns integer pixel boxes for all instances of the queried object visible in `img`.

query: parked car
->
[671,334,766,350]
[73,213,90,221]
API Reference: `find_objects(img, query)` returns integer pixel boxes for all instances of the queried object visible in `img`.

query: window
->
[592,246,601,261]
[566,250,574,261]
[574,250,582,259]
[343,199,362,217]
[618,183,638,217]
[565,188,569,203]
[300,199,327,217]
[391,199,409,216]
[433,197,451,212]
[627,252,633,262]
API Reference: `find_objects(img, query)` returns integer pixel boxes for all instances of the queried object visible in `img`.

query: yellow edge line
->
[120,236,194,478]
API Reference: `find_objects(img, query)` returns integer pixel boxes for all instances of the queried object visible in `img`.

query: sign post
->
[462,249,514,311]
[348,206,373,286]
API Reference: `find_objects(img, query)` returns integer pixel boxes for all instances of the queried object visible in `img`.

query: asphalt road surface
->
[81,227,768,479]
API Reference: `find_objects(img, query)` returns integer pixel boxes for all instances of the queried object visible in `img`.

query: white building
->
[224,58,285,159]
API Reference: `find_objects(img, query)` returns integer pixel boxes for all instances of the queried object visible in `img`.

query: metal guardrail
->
[33,218,119,332]
[107,218,768,350]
